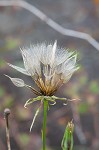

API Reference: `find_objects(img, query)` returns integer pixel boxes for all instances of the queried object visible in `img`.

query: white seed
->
[5,75,25,87]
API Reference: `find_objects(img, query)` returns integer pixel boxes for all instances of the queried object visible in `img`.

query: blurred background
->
[0,0,99,150]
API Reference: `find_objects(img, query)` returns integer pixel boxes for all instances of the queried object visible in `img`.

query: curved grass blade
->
[61,120,74,150]
[30,101,43,132]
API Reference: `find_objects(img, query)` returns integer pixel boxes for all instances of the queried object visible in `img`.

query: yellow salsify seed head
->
[6,41,78,96]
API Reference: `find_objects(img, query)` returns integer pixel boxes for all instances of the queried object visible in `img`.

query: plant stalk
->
[42,99,48,150]
[4,108,11,150]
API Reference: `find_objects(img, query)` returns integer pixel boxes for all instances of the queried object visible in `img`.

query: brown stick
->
[4,108,11,150]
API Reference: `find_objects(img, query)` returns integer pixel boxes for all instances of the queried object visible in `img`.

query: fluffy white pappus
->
[6,41,78,95]
[7,63,30,76]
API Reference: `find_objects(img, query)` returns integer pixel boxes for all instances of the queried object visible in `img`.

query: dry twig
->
[0,0,99,50]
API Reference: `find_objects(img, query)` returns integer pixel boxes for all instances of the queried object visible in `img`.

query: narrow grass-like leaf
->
[30,106,41,132]
[61,121,74,150]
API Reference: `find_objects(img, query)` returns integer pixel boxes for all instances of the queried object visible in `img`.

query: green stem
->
[42,99,48,150]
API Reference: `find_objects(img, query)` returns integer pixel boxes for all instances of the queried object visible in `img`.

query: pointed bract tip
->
[53,40,57,48]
